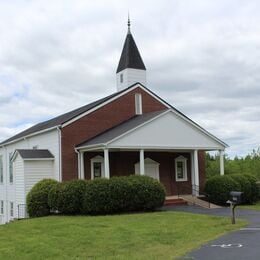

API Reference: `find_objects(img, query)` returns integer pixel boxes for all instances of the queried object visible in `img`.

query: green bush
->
[243,174,259,203]
[27,179,58,217]
[48,182,64,212]
[48,180,87,214]
[59,180,87,214]
[257,182,260,199]
[82,178,112,215]
[125,175,166,211]
[82,175,166,215]
[229,174,252,204]
[204,175,240,205]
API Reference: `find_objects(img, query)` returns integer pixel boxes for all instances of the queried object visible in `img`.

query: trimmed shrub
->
[59,180,87,214]
[27,179,58,217]
[82,175,166,215]
[82,178,112,215]
[229,174,252,204]
[48,182,64,212]
[204,175,240,205]
[48,180,87,214]
[125,175,166,211]
[243,174,259,203]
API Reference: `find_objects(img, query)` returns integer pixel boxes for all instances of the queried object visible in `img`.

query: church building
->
[0,20,227,224]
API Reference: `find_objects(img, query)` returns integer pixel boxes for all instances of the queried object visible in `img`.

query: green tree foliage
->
[206,148,260,180]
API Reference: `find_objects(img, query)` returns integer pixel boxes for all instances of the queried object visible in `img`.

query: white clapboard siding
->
[14,154,25,205]
[24,160,54,195]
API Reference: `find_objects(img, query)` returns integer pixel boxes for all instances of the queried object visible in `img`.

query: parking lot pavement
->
[163,205,260,260]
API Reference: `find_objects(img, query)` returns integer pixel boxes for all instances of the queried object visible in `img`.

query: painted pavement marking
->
[211,243,243,248]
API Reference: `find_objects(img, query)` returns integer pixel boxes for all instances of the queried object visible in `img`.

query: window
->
[0,155,3,183]
[93,162,102,178]
[90,156,104,179]
[10,202,14,217]
[0,201,4,214]
[175,156,188,181]
[120,73,123,83]
[135,93,142,115]
[9,153,13,183]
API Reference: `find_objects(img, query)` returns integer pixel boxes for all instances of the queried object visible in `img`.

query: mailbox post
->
[226,191,243,224]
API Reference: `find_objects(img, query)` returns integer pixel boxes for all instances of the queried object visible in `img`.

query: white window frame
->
[0,201,4,215]
[10,202,14,218]
[135,93,142,115]
[9,152,13,184]
[175,156,188,182]
[0,155,3,184]
[90,155,104,180]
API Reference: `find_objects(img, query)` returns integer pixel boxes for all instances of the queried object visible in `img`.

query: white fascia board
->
[62,83,171,128]
[167,109,228,148]
[23,158,55,161]
[75,145,105,152]
[0,126,60,147]
[106,145,224,150]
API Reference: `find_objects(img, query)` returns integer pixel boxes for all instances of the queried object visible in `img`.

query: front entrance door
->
[135,158,160,180]
[145,164,159,180]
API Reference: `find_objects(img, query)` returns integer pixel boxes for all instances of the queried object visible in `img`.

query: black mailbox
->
[230,191,243,204]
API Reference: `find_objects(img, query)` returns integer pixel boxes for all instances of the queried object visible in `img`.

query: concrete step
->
[180,195,221,209]
[164,198,188,206]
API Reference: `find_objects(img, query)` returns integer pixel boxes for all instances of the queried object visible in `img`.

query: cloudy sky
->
[0,0,260,157]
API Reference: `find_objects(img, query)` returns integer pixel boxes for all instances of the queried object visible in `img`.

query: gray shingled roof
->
[116,31,146,73]
[16,149,54,159]
[77,110,167,148]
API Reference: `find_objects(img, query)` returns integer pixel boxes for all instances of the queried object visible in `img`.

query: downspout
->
[75,147,81,179]
[57,126,62,182]
[4,145,8,223]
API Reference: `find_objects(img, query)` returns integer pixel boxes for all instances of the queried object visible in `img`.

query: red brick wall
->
[84,151,192,196]
[61,87,167,180]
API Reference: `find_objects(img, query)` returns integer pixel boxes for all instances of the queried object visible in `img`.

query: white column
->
[104,148,110,179]
[220,150,225,175]
[190,151,195,195]
[139,149,145,175]
[80,152,85,179]
[77,152,81,179]
[193,150,199,196]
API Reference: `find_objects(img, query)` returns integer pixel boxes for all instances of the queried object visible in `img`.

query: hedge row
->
[205,174,259,205]
[26,175,166,217]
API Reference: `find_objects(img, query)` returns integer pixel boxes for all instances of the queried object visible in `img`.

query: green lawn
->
[238,200,260,211]
[0,211,246,260]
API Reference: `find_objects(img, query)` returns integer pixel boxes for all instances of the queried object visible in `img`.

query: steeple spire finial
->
[127,13,131,34]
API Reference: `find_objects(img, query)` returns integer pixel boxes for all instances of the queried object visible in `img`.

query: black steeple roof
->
[116,19,146,73]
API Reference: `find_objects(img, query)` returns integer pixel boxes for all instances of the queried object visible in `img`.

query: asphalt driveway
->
[163,205,260,260]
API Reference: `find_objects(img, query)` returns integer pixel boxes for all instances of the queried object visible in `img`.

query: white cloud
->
[1,0,260,157]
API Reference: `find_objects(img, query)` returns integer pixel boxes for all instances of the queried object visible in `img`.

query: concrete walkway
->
[163,205,260,260]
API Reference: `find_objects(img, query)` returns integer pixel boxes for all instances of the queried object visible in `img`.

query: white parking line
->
[240,227,260,231]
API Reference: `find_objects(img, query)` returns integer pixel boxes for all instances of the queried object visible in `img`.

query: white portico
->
[76,109,227,195]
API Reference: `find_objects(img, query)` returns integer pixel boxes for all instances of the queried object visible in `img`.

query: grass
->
[238,200,260,211]
[0,211,246,260]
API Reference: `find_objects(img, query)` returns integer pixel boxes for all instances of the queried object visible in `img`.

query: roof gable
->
[12,149,54,161]
[2,83,167,145]
[77,110,227,150]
